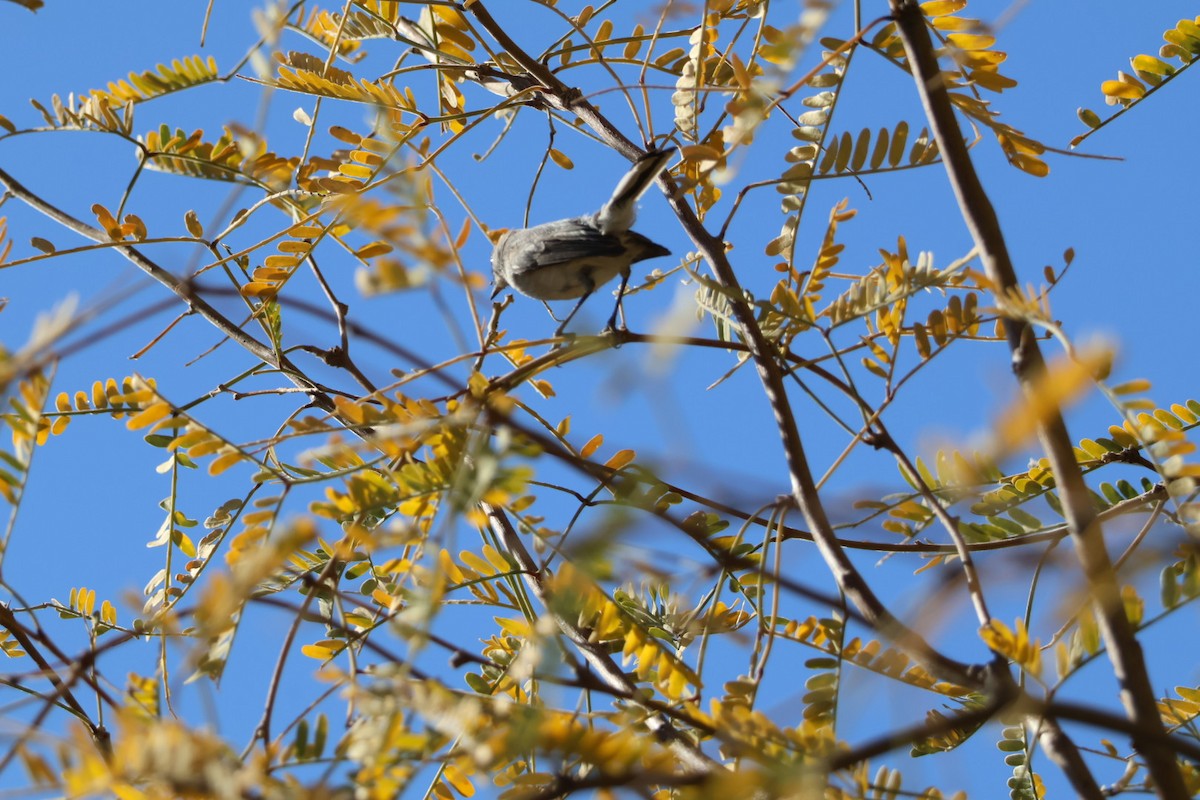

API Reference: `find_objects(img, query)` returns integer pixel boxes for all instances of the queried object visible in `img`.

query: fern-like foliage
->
[0,371,51,503]
[1073,15,1200,147]
[30,56,219,135]
[766,42,848,269]
[260,51,417,113]
[866,4,1049,176]
[996,719,1046,800]
[823,238,966,330]
[141,125,299,192]
[817,121,941,177]
[289,8,378,61]
[4,3,1199,798]
[89,55,220,107]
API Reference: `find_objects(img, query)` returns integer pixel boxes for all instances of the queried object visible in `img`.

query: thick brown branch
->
[888,2,1184,797]
[483,502,721,777]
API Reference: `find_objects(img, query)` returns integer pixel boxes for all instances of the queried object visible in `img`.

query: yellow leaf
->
[495,617,532,638]
[481,545,510,574]
[1009,153,1049,177]
[92,203,119,234]
[1101,78,1145,100]
[971,70,1017,92]
[355,241,393,259]
[1077,107,1101,129]
[439,550,466,584]
[1112,378,1151,395]
[946,33,995,50]
[241,281,278,298]
[467,371,490,398]
[654,48,686,68]
[548,148,574,170]
[208,450,243,476]
[329,125,362,145]
[580,433,603,458]
[980,618,1041,676]
[920,0,966,15]
[168,429,210,451]
[1131,54,1173,78]
[184,210,204,238]
[372,587,399,609]
[680,144,723,166]
[664,662,689,699]
[91,381,108,409]
[605,449,635,470]
[458,549,495,577]
[454,217,471,249]
[301,641,341,661]
[338,162,374,179]
[112,783,148,800]
[443,765,475,797]
[1122,585,1144,626]
[862,358,889,379]
[123,214,147,240]
[126,401,171,430]
[624,25,644,59]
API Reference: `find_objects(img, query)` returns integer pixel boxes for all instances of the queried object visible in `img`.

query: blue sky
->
[2,2,1199,797]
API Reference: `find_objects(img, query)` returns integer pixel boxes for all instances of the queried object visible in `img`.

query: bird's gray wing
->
[502,218,625,270]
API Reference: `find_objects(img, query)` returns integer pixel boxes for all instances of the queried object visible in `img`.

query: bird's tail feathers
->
[596,147,675,234]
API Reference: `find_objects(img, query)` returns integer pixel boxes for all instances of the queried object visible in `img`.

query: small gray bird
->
[491,147,674,335]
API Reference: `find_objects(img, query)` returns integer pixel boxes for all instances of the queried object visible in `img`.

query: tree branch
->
[466,0,992,693]
[887,2,1185,796]
[0,166,333,413]
[483,502,721,777]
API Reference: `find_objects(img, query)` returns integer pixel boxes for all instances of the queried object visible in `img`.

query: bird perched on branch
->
[491,147,675,335]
